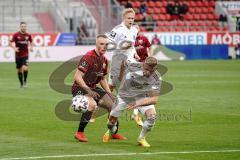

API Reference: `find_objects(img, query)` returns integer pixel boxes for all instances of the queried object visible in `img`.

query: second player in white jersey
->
[107,8,139,91]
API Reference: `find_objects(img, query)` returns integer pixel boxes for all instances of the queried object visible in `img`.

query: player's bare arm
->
[28,41,33,52]
[9,40,19,52]
[74,69,100,99]
[126,96,158,110]
[100,77,111,93]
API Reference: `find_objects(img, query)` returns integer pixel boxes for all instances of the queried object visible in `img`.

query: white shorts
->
[108,72,120,87]
[110,96,155,117]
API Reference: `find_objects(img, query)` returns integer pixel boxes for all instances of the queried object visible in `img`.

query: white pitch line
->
[1,150,240,160]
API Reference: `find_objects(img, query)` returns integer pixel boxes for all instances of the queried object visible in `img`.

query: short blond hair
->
[96,34,108,39]
[122,8,135,17]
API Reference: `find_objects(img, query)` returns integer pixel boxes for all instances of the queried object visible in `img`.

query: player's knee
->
[98,94,114,112]
[143,114,157,131]
[87,97,97,112]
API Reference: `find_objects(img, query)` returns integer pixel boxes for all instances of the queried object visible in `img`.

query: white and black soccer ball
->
[71,95,89,113]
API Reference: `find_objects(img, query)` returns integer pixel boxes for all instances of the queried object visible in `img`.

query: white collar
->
[121,22,131,30]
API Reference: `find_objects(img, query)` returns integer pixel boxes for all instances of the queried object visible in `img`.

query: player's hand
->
[85,88,100,99]
[15,47,19,52]
[121,42,132,50]
[106,92,116,102]
[126,102,137,110]
[134,53,141,61]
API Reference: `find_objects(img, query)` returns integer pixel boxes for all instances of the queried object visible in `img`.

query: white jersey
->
[107,22,139,79]
[107,22,138,48]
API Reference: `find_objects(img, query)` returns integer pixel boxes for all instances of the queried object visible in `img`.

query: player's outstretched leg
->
[103,116,118,143]
[137,109,156,147]
[22,65,28,88]
[99,93,126,141]
[132,109,143,126]
[75,96,97,142]
[17,70,23,88]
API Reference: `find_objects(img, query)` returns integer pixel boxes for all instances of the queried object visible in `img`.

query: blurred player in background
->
[132,24,153,126]
[72,34,125,142]
[9,22,33,88]
[107,8,140,92]
[134,24,153,62]
[103,57,161,147]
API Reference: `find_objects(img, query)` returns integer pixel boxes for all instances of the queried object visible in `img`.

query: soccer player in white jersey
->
[107,8,140,91]
[103,57,161,147]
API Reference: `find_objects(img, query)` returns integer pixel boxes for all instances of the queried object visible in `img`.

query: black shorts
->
[72,87,106,103]
[15,56,28,69]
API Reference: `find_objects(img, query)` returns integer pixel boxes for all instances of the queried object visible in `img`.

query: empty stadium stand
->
[118,0,229,32]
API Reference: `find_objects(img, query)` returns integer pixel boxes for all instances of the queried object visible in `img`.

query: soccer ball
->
[71,95,89,113]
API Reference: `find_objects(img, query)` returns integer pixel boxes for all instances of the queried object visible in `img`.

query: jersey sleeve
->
[144,37,151,48]
[78,55,91,73]
[29,34,33,43]
[107,27,122,43]
[10,33,17,43]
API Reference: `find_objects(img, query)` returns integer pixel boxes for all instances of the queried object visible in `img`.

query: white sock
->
[133,109,139,116]
[138,127,148,140]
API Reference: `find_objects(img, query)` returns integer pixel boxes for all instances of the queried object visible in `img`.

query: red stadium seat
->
[190,21,197,26]
[189,27,195,32]
[184,14,192,21]
[192,14,200,21]
[183,21,190,26]
[202,7,208,13]
[189,1,196,7]
[160,7,166,14]
[132,1,141,8]
[165,14,171,20]
[148,1,155,8]
[203,1,209,7]
[181,27,188,32]
[195,26,202,32]
[156,1,162,7]
[209,26,216,31]
[135,14,144,21]
[158,14,167,20]
[208,7,214,13]
[213,14,219,20]
[174,27,181,32]
[152,14,159,21]
[205,21,212,26]
[176,21,184,26]
[157,21,167,26]
[197,21,204,27]
[196,1,203,7]
[195,8,202,14]
[199,14,206,20]
[162,1,167,7]
[206,14,214,20]
[153,7,160,14]
[209,1,215,7]
[189,8,195,13]
[147,8,154,14]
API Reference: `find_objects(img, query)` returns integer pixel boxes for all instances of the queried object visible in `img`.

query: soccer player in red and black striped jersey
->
[72,34,125,142]
[9,22,33,88]
[134,25,153,62]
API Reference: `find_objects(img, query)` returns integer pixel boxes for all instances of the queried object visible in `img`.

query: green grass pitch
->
[0,60,240,160]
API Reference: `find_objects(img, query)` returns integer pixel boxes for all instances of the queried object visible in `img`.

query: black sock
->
[23,71,28,83]
[18,72,23,86]
[78,111,93,132]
